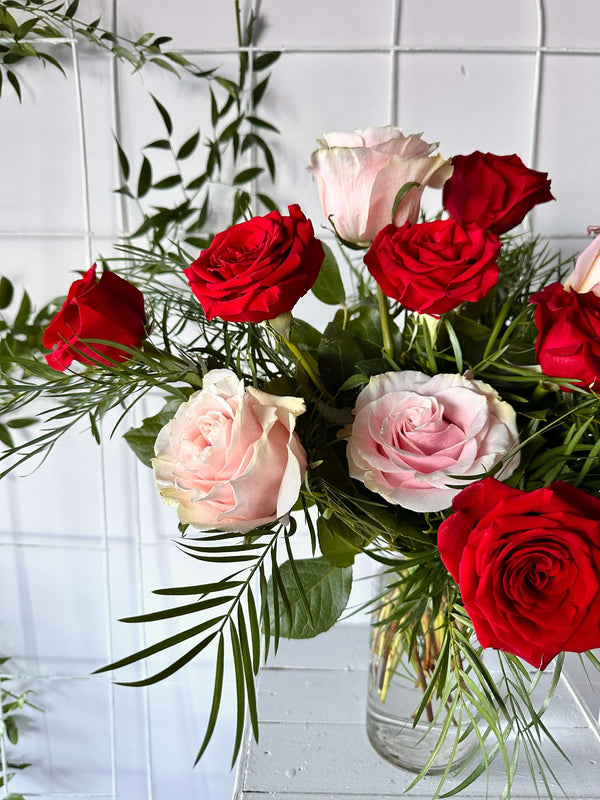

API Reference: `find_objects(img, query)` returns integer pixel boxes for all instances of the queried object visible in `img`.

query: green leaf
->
[177,131,200,159]
[151,94,173,135]
[137,156,152,198]
[145,138,171,150]
[153,174,182,190]
[113,136,130,181]
[65,0,79,17]
[311,241,345,305]
[252,76,270,106]
[318,321,367,392]
[247,115,280,134]
[233,167,263,185]
[123,398,182,467]
[266,557,352,639]
[15,18,38,40]
[194,634,225,763]
[5,715,18,744]
[6,70,21,102]
[186,173,207,191]
[0,276,13,309]
[391,181,421,221]
[150,57,181,77]
[253,51,281,71]
[317,515,363,567]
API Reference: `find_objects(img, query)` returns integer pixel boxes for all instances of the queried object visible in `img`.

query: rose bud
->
[438,478,600,669]
[185,205,324,323]
[364,219,501,316]
[307,126,452,246]
[443,151,554,235]
[43,264,146,371]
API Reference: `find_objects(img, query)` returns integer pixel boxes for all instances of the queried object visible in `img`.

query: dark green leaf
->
[252,76,269,107]
[233,167,262,185]
[113,136,130,181]
[137,156,152,198]
[253,51,281,71]
[145,139,171,150]
[257,193,278,211]
[311,241,345,305]
[186,173,207,191]
[209,88,218,127]
[5,715,18,745]
[220,116,243,143]
[247,115,280,134]
[151,94,173,135]
[93,617,223,673]
[117,631,218,687]
[6,417,37,429]
[65,0,79,17]
[177,131,200,159]
[15,18,38,40]
[194,634,225,763]
[6,71,21,102]
[0,276,13,309]
[153,174,182,190]
[266,557,352,639]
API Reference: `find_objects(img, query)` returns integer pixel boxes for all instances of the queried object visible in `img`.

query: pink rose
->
[563,228,600,296]
[346,371,519,512]
[307,126,452,245]
[152,369,307,533]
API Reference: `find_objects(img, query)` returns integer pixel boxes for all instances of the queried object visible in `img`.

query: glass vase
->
[366,575,480,775]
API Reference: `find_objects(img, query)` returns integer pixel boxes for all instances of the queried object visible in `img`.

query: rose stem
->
[281,336,335,402]
[412,644,434,723]
[377,285,395,360]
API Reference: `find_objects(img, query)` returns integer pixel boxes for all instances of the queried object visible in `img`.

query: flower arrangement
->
[2,124,600,797]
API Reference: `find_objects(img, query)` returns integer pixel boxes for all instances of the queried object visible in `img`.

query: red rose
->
[364,219,501,316]
[43,265,146,371]
[185,204,324,323]
[529,281,600,390]
[438,477,600,669]
[442,152,554,235]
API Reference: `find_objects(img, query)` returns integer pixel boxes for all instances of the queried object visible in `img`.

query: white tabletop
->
[233,625,600,799]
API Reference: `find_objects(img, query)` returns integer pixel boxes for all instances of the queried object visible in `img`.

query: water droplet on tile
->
[286,768,297,778]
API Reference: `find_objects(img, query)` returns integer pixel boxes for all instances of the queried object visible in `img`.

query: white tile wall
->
[1,1,600,798]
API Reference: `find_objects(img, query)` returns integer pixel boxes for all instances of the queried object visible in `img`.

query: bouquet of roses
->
[2,125,600,797]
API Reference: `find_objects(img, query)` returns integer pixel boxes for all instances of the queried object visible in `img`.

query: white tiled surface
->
[2,2,600,798]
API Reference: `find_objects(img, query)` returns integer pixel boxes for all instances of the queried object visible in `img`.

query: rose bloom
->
[529,281,600,390]
[43,264,146,371]
[563,229,600,296]
[153,369,307,533]
[438,477,600,669]
[307,126,452,245]
[364,219,501,316]
[442,152,554,235]
[184,204,324,323]
[346,371,519,513]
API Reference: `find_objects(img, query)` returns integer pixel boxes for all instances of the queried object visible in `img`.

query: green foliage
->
[0,659,40,794]
[0,0,215,102]
[265,556,352,637]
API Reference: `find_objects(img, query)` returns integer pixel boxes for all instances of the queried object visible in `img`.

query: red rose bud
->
[438,477,600,670]
[43,265,146,371]
[529,281,600,391]
[364,219,500,316]
[185,204,324,323]
[442,152,554,235]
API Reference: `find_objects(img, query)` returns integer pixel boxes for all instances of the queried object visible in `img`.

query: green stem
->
[377,285,395,360]
[281,336,334,402]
